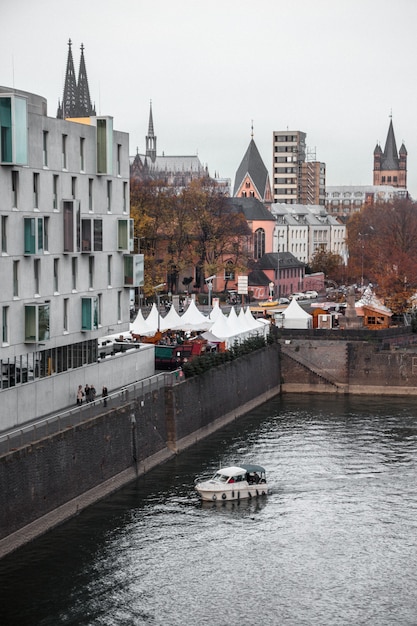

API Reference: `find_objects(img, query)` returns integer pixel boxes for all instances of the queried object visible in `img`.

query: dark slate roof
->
[257,251,305,270]
[226,197,275,221]
[233,138,269,197]
[248,269,271,286]
[381,119,399,170]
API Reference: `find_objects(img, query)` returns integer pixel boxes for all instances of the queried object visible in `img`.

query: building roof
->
[233,138,270,198]
[258,251,305,270]
[227,197,275,221]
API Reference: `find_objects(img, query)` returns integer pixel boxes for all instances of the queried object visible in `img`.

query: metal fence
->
[0,370,182,457]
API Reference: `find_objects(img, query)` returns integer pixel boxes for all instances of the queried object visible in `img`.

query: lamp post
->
[205,275,216,308]
[153,282,166,331]
[275,232,284,301]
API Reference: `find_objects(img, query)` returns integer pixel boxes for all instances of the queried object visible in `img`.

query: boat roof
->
[216,464,266,476]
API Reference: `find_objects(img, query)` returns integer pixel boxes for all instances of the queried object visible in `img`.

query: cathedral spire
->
[57,39,77,119]
[57,39,95,119]
[146,100,157,162]
[77,43,96,117]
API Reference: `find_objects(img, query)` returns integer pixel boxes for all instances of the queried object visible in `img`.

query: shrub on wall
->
[182,334,272,378]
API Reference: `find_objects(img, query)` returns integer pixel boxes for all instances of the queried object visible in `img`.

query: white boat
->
[195,464,268,502]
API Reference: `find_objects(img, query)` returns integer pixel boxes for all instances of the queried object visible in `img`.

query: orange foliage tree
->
[346,198,417,312]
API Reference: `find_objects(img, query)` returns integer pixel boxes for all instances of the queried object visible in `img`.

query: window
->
[107,255,112,286]
[53,175,59,210]
[12,170,18,208]
[123,254,144,287]
[117,291,122,322]
[80,137,85,171]
[13,260,19,297]
[62,134,67,169]
[25,303,50,342]
[96,117,113,175]
[34,258,40,294]
[118,218,133,251]
[254,228,265,259]
[44,216,49,252]
[107,180,112,211]
[72,257,77,290]
[33,172,39,208]
[1,215,7,253]
[88,178,93,211]
[43,131,48,167]
[71,176,77,199]
[2,306,9,343]
[123,181,128,213]
[53,258,59,293]
[88,256,94,289]
[24,217,44,254]
[81,297,98,331]
[63,298,69,332]
[117,143,121,176]
[0,95,28,164]
[81,217,102,252]
[63,200,80,253]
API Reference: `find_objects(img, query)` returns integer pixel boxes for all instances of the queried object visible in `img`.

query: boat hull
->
[195,481,268,502]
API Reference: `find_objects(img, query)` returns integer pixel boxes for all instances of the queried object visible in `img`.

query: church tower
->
[233,126,272,207]
[145,101,157,163]
[373,117,407,189]
[57,40,95,119]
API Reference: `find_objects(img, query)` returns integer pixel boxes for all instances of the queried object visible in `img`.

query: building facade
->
[0,85,132,425]
[325,185,409,220]
[233,136,273,207]
[272,130,325,205]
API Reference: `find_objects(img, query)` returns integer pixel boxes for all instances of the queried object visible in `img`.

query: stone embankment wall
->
[0,345,280,558]
[279,331,417,395]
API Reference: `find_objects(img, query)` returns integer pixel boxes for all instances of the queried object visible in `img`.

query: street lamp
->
[153,282,166,331]
[275,232,285,301]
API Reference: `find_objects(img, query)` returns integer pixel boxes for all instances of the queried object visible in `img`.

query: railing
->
[0,370,182,456]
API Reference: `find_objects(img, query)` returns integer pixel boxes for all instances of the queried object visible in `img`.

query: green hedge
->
[182,333,274,378]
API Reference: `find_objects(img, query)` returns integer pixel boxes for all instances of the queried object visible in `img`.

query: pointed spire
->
[382,117,399,169]
[77,43,96,117]
[146,100,157,162]
[57,39,77,119]
[57,39,95,119]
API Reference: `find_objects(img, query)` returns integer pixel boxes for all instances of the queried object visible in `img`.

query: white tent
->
[281,298,312,329]
[174,299,212,331]
[244,307,265,331]
[209,301,222,322]
[130,308,155,336]
[160,305,182,331]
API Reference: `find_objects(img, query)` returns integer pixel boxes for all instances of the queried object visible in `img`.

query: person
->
[76,385,84,406]
[90,385,96,403]
[102,385,108,407]
[84,384,90,403]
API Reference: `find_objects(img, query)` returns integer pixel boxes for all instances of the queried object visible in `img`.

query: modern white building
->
[271,203,347,265]
[0,85,144,428]
[325,185,409,219]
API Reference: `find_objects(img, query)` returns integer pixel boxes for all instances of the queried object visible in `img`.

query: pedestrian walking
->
[76,385,84,406]
[90,385,96,402]
[85,384,90,403]
[102,385,108,407]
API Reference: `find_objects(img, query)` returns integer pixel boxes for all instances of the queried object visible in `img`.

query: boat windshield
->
[213,473,228,483]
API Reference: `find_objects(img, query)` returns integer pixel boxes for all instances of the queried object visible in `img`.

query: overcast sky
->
[3,0,417,196]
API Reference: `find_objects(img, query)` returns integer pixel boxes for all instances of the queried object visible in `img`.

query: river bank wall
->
[278,327,417,395]
[0,344,280,558]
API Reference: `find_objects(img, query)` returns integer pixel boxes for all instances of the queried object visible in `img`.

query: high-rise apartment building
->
[0,81,136,427]
[272,131,325,206]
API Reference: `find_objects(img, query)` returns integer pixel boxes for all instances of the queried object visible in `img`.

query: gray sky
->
[3,0,417,196]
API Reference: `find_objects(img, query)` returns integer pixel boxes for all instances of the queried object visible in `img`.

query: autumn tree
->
[130,177,252,296]
[346,198,417,312]
[309,248,345,284]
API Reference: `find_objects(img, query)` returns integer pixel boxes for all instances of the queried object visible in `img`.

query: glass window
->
[1,215,7,253]
[0,95,28,164]
[107,180,112,211]
[53,175,59,210]
[93,219,102,251]
[62,134,67,169]
[13,260,18,296]
[81,297,98,331]
[254,228,265,259]
[24,217,44,254]
[88,178,93,211]
[88,256,94,289]
[25,303,50,342]
[33,172,39,208]
[80,137,85,171]
[2,306,9,343]
[81,219,92,252]
[53,258,59,292]
[43,131,48,167]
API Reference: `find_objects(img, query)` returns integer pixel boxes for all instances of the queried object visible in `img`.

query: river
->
[1,394,417,626]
